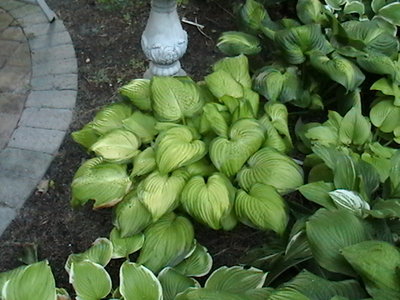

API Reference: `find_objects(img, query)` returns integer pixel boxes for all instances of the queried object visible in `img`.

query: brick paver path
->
[0,0,77,235]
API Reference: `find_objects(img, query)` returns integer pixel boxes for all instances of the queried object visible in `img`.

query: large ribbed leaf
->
[264,102,292,143]
[213,55,252,88]
[296,0,325,24]
[90,101,133,135]
[70,261,112,300]
[205,266,266,293]
[205,70,244,99]
[137,170,188,221]
[370,98,400,133]
[357,53,396,78]
[298,181,336,209]
[261,288,311,300]
[306,208,371,276]
[131,148,156,177]
[389,151,400,197]
[122,111,157,144]
[174,242,213,277]
[210,119,265,177]
[239,0,267,32]
[137,213,195,273]
[284,270,367,300]
[259,115,292,153]
[120,262,162,300]
[310,53,365,91]
[119,79,151,111]
[338,107,371,146]
[175,288,252,300]
[378,2,400,26]
[181,173,236,230]
[275,24,333,64]
[326,0,346,9]
[155,126,206,174]
[151,77,203,122]
[235,184,288,234]
[329,189,370,216]
[2,261,56,300]
[202,103,229,137]
[71,123,100,149]
[217,31,262,56]
[90,129,141,163]
[71,158,132,209]
[113,191,153,237]
[158,268,199,300]
[109,228,144,259]
[237,147,303,194]
[0,266,25,297]
[342,241,400,299]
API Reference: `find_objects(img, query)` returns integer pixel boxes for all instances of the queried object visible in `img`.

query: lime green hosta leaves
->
[122,111,157,144]
[2,261,56,300]
[184,159,217,177]
[264,102,292,144]
[137,213,195,273]
[120,262,162,300]
[306,208,371,276]
[357,53,397,78]
[72,123,100,149]
[202,103,229,137]
[338,107,371,146]
[378,2,400,26]
[342,241,400,299]
[119,79,151,111]
[90,129,141,163]
[235,184,288,234]
[151,77,203,122]
[217,31,262,56]
[90,102,133,135]
[158,268,199,300]
[310,53,365,91]
[275,24,333,65]
[155,126,206,174]
[70,261,112,300]
[205,70,244,99]
[113,191,153,237]
[213,55,252,88]
[371,78,400,104]
[175,288,252,300]
[110,228,144,259]
[239,0,268,32]
[329,189,370,216]
[71,158,131,209]
[137,170,188,221]
[237,147,304,194]
[370,98,400,133]
[210,119,265,177]
[181,173,236,230]
[131,148,156,177]
[174,242,213,277]
[298,181,336,209]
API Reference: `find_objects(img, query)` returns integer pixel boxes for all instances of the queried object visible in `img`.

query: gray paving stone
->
[0,0,25,11]
[31,73,78,91]
[19,107,73,131]
[0,65,30,94]
[0,93,26,114]
[0,174,36,208]
[31,44,76,65]
[0,147,52,179]
[0,9,13,30]
[29,30,72,50]
[32,58,77,77]
[24,19,65,37]
[0,26,25,41]
[15,11,48,26]
[0,112,19,149]
[6,42,31,68]
[8,126,66,154]
[8,3,40,19]
[25,90,77,109]
[0,40,21,56]
[0,207,16,235]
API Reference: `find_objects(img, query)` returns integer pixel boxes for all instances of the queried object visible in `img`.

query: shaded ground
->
[0,0,268,290]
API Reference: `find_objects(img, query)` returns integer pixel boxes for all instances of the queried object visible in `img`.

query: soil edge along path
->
[0,0,78,235]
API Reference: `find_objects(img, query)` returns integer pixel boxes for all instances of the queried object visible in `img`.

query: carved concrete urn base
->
[142,0,188,78]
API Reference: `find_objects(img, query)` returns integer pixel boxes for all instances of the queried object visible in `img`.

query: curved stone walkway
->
[0,0,77,235]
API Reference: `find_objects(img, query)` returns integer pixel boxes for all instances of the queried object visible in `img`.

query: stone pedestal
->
[141,0,187,78]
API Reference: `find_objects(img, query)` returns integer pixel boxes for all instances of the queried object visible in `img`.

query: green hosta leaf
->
[235,184,288,234]
[371,78,400,102]
[308,163,334,183]
[342,240,400,299]
[131,148,156,177]
[174,242,213,277]
[137,213,195,273]
[205,266,266,293]
[343,1,365,15]
[120,262,162,300]
[264,102,292,143]
[310,54,365,91]
[151,77,203,122]
[137,170,188,221]
[184,159,217,177]
[205,70,244,99]
[371,0,395,12]
[155,126,206,174]
[90,129,141,163]
[389,151,400,197]
[260,115,292,153]
[370,98,400,132]
[90,101,133,135]
[357,53,396,78]
[339,107,371,146]
[113,191,153,237]
[202,103,229,137]
[119,79,151,111]
[378,2,400,26]
[70,261,112,300]
[326,0,346,9]
[275,24,333,64]
[217,31,262,56]
[2,261,56,300]
[298,181,336,209]
[239,0,267,32]
[368,198,400,218]
[361,153,391,182]
[122,111,157,144]
[305,126,339,147]
[264,288,311,300]
[245,288,274,299]
[213,55,252,89]
[329,189,370,216]
[237,147,304,194]
[0,266,25,296]
[180,173,236,230]
[71,158,132,209]
[175,288,252,300]
[72,123,100,149]
[210,119,265,177]
[158,268,199,300]
[284,270,367,300]
[306,208,371,276]
[296,0,325,24]
[110,228,144,259]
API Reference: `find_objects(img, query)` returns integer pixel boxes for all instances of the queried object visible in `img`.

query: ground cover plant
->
[2,0,400,299]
